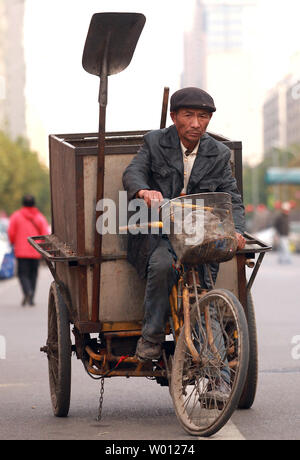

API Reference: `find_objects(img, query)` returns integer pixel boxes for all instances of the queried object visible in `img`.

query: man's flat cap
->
[170,87,216,112]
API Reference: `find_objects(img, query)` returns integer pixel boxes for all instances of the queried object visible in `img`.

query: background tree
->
[243,145,300,208]
[0,131,50,219]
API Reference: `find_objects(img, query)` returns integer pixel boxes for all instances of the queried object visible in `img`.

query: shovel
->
[82,12,146,322]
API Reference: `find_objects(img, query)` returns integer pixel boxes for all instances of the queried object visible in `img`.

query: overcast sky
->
[24,0,193,156]
[23,0,300,161]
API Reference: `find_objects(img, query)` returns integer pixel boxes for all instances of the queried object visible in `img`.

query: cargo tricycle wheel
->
[170,288,249,437]
[238,292,258,409]
[47,282,71,417]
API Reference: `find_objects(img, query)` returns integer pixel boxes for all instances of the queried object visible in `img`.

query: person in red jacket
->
[8,195,49,306]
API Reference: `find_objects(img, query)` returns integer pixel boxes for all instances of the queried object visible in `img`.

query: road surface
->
[0,253,299,440]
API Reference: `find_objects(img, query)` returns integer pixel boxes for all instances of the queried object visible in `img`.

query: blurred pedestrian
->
[274,202,292,264]
[8,195,49,306]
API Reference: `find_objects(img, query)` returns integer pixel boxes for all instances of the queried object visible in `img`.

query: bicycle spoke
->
[171,288,249,436]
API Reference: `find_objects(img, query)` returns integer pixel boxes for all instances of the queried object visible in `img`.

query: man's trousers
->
[141,237,230,383]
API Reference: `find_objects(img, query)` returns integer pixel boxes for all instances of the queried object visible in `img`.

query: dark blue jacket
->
[122,125,245,278]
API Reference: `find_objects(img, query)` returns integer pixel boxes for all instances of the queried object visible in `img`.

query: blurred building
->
[181,0,261,164]
[182,0,207,89]
[286,79,300,147]
[0,0,26,139]
[263,53,300,155]
[263,79,288,153]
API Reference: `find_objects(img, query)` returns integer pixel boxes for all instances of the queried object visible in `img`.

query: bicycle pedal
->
[188,286,203,298]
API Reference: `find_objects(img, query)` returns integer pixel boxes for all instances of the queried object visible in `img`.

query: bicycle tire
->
[238,291,258,409]
[171,288,249,437]
[47,282,72,417]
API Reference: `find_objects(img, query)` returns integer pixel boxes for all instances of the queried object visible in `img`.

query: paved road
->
[232,252,300,440]
[0,253,299,440]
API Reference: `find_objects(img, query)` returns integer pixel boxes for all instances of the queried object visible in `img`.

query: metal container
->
[42,130,243,333]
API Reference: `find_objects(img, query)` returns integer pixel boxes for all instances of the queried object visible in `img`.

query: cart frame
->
[28,129,271,428]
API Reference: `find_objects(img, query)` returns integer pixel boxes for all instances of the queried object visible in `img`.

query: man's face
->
[170,108,212,149]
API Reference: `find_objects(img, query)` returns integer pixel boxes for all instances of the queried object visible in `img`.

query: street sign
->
[265,167,300,185]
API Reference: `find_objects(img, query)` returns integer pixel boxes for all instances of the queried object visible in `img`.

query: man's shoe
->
[135,337,162,361]
[203,379,231,406]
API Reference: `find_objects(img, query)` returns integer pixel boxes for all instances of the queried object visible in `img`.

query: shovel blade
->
[82,12,146,77]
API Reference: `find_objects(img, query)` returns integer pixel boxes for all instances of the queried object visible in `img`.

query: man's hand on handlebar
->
[137,190,246,250]
[235,232,246,250]
[137,189,164,208]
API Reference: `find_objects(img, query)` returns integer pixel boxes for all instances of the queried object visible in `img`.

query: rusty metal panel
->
[55,262,80,322]
[98,260,145,322]
[215,257,239,297]
[49,132,146,327]
[83,152,143,321]
[49,136,77,252]
[83,155,96,255]
[83,153,133,257]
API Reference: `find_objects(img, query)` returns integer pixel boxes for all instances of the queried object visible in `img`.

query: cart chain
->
[97,377,105,422]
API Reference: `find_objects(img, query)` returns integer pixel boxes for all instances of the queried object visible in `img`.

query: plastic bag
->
[0,250,15,279]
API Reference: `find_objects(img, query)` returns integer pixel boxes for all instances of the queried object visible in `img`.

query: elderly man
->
[123,87,246,364]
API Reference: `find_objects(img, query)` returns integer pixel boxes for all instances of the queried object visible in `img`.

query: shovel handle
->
[160,87,169,129]
[91,74,108,323]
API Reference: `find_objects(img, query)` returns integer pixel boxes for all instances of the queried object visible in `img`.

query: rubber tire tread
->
[238,291,258,409]
[48,281,71,417]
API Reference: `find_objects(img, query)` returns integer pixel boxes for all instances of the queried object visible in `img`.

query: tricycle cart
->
[29,128,271,436]
[28,12,271,437]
